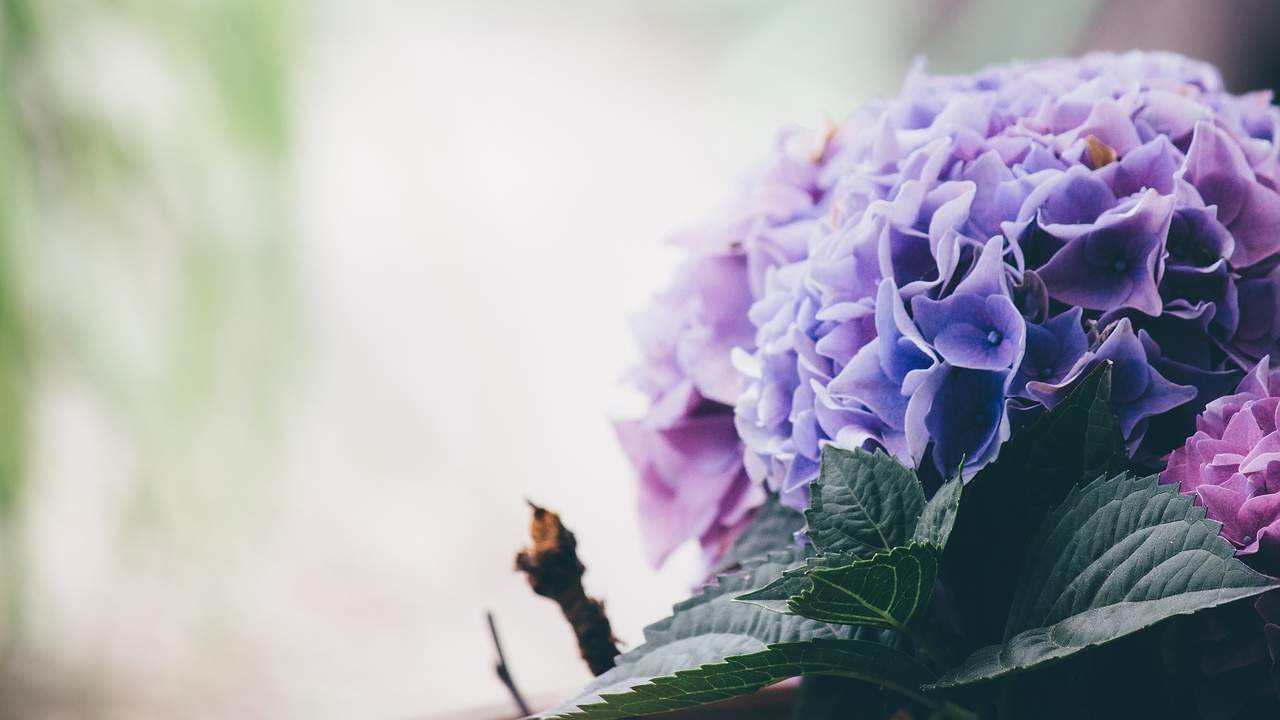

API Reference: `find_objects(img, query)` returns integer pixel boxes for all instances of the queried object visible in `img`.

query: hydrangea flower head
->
[1163,356,1280,573]
[621,51,1280,558]
[736,51,1280,509]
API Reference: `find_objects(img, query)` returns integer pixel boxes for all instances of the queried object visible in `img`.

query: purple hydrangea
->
[1163,356,1280,573]
[621,51,1280,556]
[615,129,835,565]
[734,52,1280,509]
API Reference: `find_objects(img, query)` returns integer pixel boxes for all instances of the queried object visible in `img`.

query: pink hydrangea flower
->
[1164,356,1280,573]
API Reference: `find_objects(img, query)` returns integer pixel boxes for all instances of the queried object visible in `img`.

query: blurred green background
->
[0,0,293,714]
[0,1,1274,718]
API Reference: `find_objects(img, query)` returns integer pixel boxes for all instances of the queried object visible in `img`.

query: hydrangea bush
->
[560,52,1280,720]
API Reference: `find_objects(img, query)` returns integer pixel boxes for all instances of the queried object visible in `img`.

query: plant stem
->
[514,501,620,675]
[486,611,531,717]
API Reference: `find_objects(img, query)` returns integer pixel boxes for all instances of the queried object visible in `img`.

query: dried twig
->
[515,501,620,676]
[486,611,531,717]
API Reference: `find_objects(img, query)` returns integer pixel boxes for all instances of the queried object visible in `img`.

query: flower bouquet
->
[528,52,1280,719]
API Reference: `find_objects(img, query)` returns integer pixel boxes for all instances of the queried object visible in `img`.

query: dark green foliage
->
[539,365,1280,718]
[942,362,1128,645]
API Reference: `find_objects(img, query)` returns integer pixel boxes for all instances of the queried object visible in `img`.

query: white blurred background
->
[296,4,898,715]
[1,1,1278,718]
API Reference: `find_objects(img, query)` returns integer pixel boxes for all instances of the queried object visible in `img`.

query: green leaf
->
[788,544,940,630]
[537,638,935,719]
[911,476,962,548]
[734,552,856,614]
[944,362,1126,643]
[807,446,924,557]
[710,493,804,576]
[930,472,1280,689]
[535,548,835,718]
[740,448,931,616]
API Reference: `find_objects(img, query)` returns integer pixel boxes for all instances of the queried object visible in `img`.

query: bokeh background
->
[0,1,1277,718]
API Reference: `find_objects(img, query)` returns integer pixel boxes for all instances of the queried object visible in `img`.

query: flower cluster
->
[1164,357,1280,573]
[621,50,1280,561]
[737,52,1280,509]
